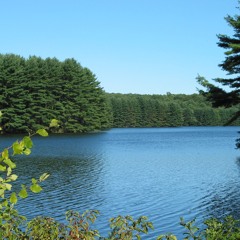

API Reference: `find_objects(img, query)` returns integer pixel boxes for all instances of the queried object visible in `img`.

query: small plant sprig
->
[0,113,59,238]
[106,215,154,240]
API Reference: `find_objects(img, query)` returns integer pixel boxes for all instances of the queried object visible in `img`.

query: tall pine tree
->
[197,3,240,124]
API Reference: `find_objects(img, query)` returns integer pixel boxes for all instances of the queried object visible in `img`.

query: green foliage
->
[65,210,100,239]
[203,216,240,240]
[106,215,154,240]
[107,93,239,128]
[0,54,111,134]
[197,2,240,126]
[26,217,65,240]
[0,113,51,239]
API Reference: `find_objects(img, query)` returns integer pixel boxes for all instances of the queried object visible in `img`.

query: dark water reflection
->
[0,127,240,238]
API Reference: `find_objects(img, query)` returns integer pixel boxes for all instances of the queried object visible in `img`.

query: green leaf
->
[13,141,24,155]
[3,159,16,169]
[0,165,6,171]
[30,184,42,193]
[23,148,31,155]
[9,174,18,181]
[2,149,9,159]
[0,189,4,198]
[5,183,12,190]
[50,119,59,128]
[19,185,28,198]
[7,167,12,176]
[0,111,2,118]
[23,136,33,148]
[37,129,48,137]
[2,200,8,207]
[10,192,17,204]
[39,173,50,182]
[31,178,37,184]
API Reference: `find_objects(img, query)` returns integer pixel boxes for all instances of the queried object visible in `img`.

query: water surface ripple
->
[0,127,239,238]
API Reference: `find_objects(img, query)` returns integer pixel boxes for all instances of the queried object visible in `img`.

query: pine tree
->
[197,3,240,124]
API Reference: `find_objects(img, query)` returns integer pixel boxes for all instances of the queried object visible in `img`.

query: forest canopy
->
[0,53,239,134]
[107,93,240,128]
[0,54,111,133]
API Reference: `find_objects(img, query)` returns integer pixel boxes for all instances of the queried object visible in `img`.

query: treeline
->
[107,93,240,127]
[0,54,111,133]
[0,54,239,134]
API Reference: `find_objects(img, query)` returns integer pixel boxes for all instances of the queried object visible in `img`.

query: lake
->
[1,126,240,238]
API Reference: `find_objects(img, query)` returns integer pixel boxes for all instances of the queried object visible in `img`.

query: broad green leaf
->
[0,127,2,131]
[2,149,9,159]
[10,192,17,204]
[39,173,50,182]
[9,174,18,181]
[23,148,31,155]
[13,141,24,155]
[5,183,12,190]
[19,185,28,198]
[50,119,59,128]
[0,111,2,117]
[0,165,6,172]
[3,159,16,169]
[23,136,33,148]
[37,129,48,137]
[30,184,42,193]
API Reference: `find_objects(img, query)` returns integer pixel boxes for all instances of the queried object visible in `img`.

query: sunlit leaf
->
[49,119,59,128]
[3,159,16,169]
[31,178,37,184]
[23,148,31,155]
[19,185,28,198]
[5,183,12,190]
[0,189,4,198]
[37,129,48,137]
[10,192,17,204]
[30,184,42,193]
[7,167,12,176]
[2,200,8,207]
[23,136,33,148]
[2,149,9,159]
[9,174,18,181]
[39,173,50,182]
[13,141,24,155]
[0,165,6,171]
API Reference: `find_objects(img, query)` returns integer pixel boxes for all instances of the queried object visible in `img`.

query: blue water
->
[0,127,240,238]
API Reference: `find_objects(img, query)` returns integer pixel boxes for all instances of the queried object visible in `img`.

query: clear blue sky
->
[1,1,238,94]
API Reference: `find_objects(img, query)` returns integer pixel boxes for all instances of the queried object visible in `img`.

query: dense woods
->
[0,54,111,133]
[0,53,239,134]
[107,93,240,128]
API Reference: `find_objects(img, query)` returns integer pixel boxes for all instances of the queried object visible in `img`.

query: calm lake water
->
[1,127,240,238]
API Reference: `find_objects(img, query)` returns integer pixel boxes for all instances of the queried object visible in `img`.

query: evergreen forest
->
[107,93,240,128]
[0,53,239,134]
[0,54,111,133]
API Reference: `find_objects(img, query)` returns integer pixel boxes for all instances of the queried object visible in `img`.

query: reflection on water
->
[0,127,240,238]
